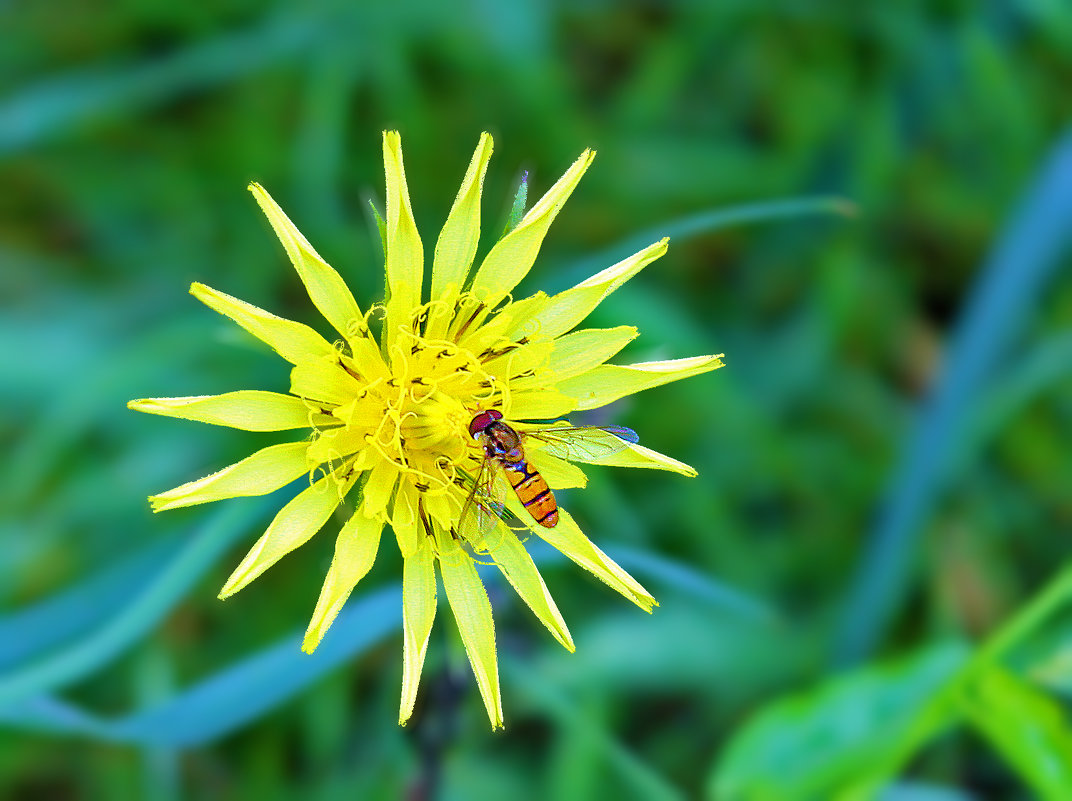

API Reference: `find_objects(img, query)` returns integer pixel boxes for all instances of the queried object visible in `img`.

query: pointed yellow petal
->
[290,358,364,406]
[190,282,335,365]
[524,447,588,489]
[149,441,310,512]
[484,524,574,651]
[428,133,494,335]
[391,482,419,558]
[509,388,577,421]
[557,354,725,411]
[361,459,399,521]
[438,539,503,729]
[345,329,392,385]
[399,540,437,725]
[534,507,656,612]
[128,391,313,432]
[423,490,458,533]
[382,131,424,346]
[483,341,554,386]
[521,238,668,341]
[219,470,355,598]
[306,427,367,466]
[333,396,389,430]
[575,442,697,477]
[545,326,638,381]
[457,292,548,356]
[302,513,382,652]
[469,149,595,310]
[248,183,363,340]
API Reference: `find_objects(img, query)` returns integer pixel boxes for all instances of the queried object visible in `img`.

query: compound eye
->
[468,410,500,437]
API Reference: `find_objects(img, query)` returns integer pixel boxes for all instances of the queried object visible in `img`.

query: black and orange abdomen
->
[506,460,558,527]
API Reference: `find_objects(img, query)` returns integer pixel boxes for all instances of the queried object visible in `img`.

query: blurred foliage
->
[3,1,1072,799]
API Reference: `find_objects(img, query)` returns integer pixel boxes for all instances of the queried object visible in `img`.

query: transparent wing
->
[457,456,513,540]
[525,424,639,461]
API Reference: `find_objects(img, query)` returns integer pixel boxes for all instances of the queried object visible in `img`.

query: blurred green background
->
[4,2,1072,800]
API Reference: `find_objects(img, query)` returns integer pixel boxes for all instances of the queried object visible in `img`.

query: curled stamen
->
[412,297,451,332]
[308,463,331,489]
[459,290,515,347]
[421,297,455,337]
[319,456,362,500]
[434,454,456,482]
[332,338,354,359]
[301,399,339,434]
[471,371,510,413]
[389,338,414,381]
[344,308,376,341]
[449,290,494,340]
[407,378,439,405]
[371,407,407,466]
[491,291,515,316]
[510,315,543,342]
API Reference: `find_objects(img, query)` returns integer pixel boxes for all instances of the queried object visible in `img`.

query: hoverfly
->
[461,409,639,533]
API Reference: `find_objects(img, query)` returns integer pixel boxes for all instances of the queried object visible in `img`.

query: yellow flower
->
[129,131,723,729]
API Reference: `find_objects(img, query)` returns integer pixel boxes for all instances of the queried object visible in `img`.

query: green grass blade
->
[0,11,324,155]
[0,536,181,671]
[527,539,774,622]
[605,544,778,623]
[950,330,1072,479]
[0,502,262,706]
[112,584,399,745]
[553,195,854,290]
[838,130,1072,663]
[0,585,399,745]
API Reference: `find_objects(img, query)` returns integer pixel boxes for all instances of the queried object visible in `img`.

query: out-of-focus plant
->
[5,2,1072,799]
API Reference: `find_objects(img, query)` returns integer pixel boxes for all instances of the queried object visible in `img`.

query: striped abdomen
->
[506,459,558,528]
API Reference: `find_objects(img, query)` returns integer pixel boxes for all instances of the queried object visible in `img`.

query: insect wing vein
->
[527,425,639,461]
[458,456,510,540]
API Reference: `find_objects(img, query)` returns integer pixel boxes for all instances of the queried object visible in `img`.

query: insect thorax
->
[483,422,523,463]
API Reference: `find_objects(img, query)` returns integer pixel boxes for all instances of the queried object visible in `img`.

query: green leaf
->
[962,665,1072,801]
[709,643,969,801]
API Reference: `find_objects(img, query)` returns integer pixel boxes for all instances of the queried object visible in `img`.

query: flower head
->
[129,132,723,729]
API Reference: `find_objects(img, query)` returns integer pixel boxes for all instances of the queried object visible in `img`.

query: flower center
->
[349,326,506,487]
[399,388,469,458]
